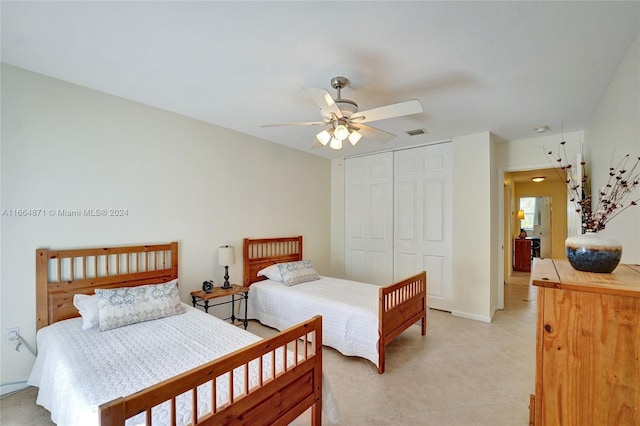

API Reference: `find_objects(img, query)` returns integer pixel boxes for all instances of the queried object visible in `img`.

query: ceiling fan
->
[263,76,423,150]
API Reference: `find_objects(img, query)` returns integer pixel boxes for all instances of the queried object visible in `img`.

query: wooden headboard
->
[35,242,178,330]
[243,236,303,286]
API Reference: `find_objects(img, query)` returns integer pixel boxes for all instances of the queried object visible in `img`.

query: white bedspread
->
[247,276,381,367]
[28,303,339,425]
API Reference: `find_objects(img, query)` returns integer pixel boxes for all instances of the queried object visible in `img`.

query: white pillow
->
[277,260,320,286]
[95,278,184,331]
[73,293,99,330]
[257,264,283,281]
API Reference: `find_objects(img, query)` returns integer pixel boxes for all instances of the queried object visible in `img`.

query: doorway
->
[519,195,552,258]
[499,167,567,310]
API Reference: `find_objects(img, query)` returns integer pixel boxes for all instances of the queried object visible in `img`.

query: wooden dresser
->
[530,258,640,425]
[514,238,532,272]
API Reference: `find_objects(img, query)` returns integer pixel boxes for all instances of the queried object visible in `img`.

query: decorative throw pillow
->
[95,279,184,331]
[257,264,283,281]
[277,260,320,286]
[73,293,99,330]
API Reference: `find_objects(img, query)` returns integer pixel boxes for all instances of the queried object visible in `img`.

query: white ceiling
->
[2,1,639,160]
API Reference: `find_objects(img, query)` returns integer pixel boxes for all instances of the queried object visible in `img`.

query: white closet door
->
[394,143,452,311]
[344,152,394,285]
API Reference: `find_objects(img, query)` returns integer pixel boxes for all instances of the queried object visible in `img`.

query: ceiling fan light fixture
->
[265,76,424,152]
[316,130,332,145]
[329,137,343,150]
[348,130,362,146]
[334,124,349,141]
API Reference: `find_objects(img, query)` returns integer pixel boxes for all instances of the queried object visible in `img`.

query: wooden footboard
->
[378,271,427,374]
[99,315,323,426]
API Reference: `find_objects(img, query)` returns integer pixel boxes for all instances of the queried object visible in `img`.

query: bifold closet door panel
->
[394,143,452,311]
[345,151,394,285]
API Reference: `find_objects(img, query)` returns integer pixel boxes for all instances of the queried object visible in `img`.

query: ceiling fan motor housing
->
[322,98,358,120]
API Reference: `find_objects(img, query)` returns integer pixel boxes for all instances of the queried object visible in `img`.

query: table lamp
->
[218,245,236,289]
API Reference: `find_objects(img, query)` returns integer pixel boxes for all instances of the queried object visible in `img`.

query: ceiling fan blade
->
[261,121,326,127]
[356,124,396,144]
[304,87,343,119]
[350,99,423,123]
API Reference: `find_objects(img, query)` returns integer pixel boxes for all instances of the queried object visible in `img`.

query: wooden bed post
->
[99,397,126,425]
[243,238,250,286]
[311,315,323,426]
[170,241,179,280]
[35,248,49,331]
[377,271,427,374]
[421,271,428,336]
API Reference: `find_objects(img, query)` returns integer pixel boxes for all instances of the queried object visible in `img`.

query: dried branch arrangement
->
[545,140,639,232]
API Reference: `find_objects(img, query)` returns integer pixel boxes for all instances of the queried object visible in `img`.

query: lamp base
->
[222,266,232,289]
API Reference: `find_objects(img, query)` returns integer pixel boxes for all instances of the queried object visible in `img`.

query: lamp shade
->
[218,245,236,266]
[329,137,343,150]
[316,130,331,145]
[348,130,362,145]
[334,124,349,141]
[516,210,525,220]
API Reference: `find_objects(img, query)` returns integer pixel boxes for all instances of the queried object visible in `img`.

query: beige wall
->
[330,158,346,277]
[496,131,584,172]
[451,132,495,322]
[1,64,332,386]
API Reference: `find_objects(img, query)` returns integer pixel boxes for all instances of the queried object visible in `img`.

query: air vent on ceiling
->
[406,128,427,136]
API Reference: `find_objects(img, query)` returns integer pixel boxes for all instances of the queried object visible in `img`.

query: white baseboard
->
[451,310,492,323]
[1,381,29,397]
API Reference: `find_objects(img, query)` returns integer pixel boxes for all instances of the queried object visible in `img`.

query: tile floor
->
[1,272,536,425]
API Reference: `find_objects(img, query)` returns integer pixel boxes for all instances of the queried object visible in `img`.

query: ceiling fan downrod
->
[330,76,348,98]
[330,76,358,116]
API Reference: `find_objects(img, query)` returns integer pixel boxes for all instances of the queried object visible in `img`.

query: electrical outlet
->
[5,328,19,344]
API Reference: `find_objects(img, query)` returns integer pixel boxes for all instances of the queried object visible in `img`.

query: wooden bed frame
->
[35,242,323,425]
[243,236,427,374]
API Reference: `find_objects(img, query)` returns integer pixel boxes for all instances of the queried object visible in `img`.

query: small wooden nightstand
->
[190,284,249,329]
